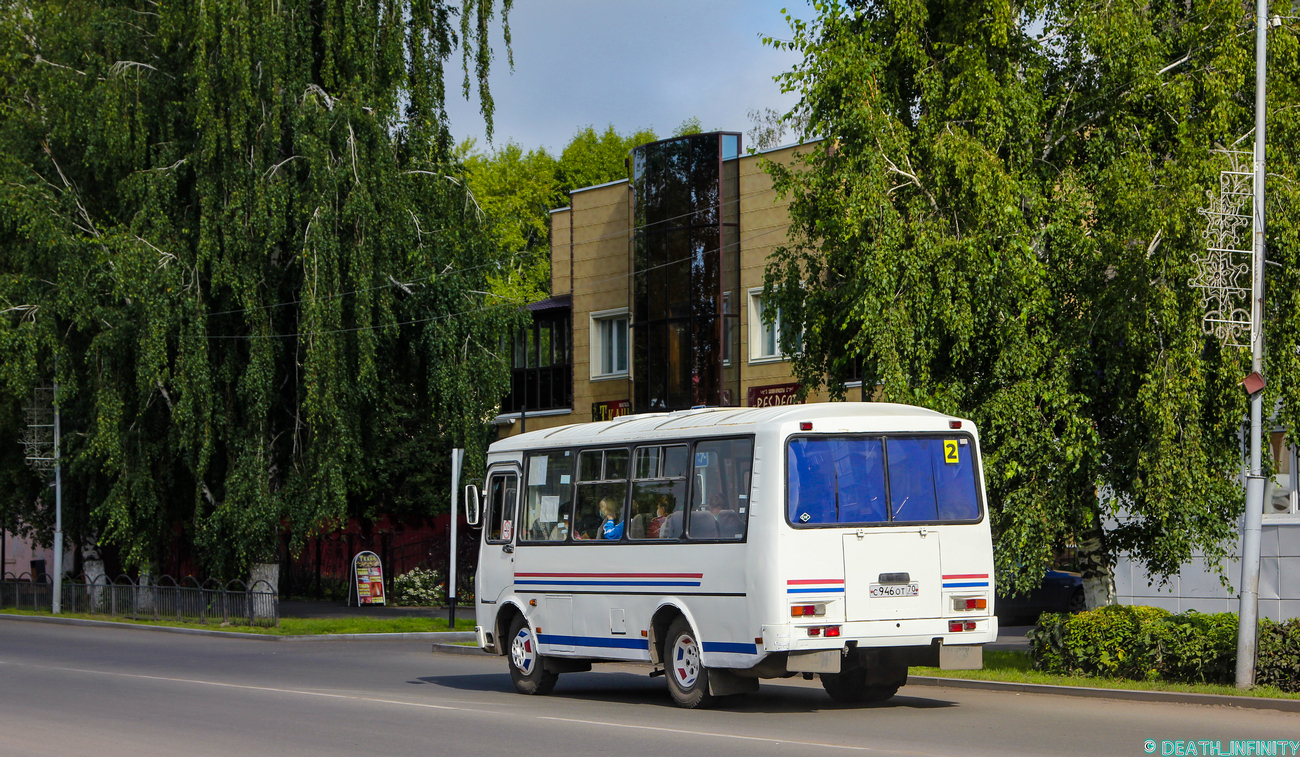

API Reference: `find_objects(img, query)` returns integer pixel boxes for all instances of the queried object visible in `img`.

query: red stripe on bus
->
[512,574,707,582]
[941,574,989,579]
[786,579,845,585]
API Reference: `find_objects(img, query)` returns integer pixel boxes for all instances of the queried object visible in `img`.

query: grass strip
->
[912,651,1300,699]
[0,609,474,635]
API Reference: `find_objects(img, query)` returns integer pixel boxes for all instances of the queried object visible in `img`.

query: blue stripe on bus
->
[537,634,650,650]
[515,580,702,587]
[702,642,759,655]
[942,582,989,588]
[787,587,846,594]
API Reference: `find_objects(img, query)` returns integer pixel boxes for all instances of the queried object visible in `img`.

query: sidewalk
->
[279,599,472,622]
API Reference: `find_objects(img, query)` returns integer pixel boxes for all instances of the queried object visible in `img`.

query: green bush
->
[1030,607,1300,689]
[1257,618,1300,692]
[391,567,447,607]
[1145,611,1237,684]
[1029,605,1170,678]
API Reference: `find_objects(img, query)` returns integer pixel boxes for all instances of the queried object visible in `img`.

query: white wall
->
[1114,521,1300,621]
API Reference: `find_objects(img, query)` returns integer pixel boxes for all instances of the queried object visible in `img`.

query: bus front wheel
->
[507,616,558,695]
[664,617,717,709]
[821,669,900,705]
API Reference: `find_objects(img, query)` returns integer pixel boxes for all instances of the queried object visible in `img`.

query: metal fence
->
[0,573,279,627]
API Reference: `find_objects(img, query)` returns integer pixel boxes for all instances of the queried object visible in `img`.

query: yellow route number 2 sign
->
[943,439,961,465]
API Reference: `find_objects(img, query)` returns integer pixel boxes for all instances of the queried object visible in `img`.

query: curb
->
[0,613,474,642]
[432,642,489,656]
[906,675,1300,713]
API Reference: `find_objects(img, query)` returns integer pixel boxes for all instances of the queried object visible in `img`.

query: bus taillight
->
[949,620,977,632]
[791,603,826,617]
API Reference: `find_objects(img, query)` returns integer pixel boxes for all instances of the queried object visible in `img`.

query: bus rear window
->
[787,436,980,526]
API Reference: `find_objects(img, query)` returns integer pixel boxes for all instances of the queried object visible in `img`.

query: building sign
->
[352,551,386,605]
[592,399,631,422]
[747,383,804,408]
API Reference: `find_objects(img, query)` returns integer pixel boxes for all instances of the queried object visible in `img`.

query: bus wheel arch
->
[494,602,527,657]
[649,602,701,665]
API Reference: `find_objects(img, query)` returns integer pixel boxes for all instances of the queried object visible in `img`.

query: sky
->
[443,0,813,155]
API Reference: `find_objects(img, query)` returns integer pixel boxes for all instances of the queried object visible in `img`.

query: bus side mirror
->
[464,484,482,527]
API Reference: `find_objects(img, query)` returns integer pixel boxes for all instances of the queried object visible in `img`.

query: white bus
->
[466,403,996,708]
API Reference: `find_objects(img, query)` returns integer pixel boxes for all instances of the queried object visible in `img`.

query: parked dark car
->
[996,569,1085,623]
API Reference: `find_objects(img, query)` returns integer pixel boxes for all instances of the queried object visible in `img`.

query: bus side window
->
[629,445,688,540]
[574,449,629,541]
[522,450,573,542]
[689,438,753,540]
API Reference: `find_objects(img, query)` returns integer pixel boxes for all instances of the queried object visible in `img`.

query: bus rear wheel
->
[664,617,717,709]
[507,616,558,695]
[821,669,900,705]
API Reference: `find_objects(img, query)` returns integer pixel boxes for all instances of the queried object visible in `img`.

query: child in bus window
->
[598,497,624,540]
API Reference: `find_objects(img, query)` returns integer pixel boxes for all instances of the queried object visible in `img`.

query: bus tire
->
[664,617,717,709]
[821,669,868,704]
[507,616,558,695]
[821,669,900,704]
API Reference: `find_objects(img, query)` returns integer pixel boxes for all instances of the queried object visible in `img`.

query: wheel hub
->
[511,627,535,675]
[672,634,700,688]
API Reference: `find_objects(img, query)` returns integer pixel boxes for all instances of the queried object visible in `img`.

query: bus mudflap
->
[787,649,841,674]
[708,668,760,697]
[939,644,983,670]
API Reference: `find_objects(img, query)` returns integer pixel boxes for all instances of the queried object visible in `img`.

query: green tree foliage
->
[458,140,560,304]
[0,0,525,577]
[461,124,657,304]
[764,0,1300,601]
[558,124,658,194]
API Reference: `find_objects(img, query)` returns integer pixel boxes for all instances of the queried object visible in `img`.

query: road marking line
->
[16,661,466,712]
[536,716,939,755]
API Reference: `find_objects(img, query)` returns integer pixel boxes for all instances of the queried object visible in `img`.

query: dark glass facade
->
[630,132,741,412]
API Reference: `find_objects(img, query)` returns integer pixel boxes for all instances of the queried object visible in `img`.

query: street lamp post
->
[52,364,63,614]
[1234,0,1272,690]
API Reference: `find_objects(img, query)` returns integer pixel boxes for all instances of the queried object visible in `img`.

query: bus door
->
[479,467,519,604]
[843,529,942,621]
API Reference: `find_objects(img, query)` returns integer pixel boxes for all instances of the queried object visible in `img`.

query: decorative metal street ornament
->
[1191,148,1255,348]
[21,386,56,472]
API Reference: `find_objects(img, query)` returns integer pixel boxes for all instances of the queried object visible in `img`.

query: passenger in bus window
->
[646,499,670,538]
[598,498,624,540]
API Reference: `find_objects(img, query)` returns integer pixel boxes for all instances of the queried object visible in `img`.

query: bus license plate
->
[870,582,919,598]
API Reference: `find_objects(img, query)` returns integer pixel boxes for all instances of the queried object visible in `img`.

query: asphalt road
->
[1,619,1297,757]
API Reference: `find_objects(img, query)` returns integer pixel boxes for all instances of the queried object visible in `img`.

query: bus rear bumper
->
[763,615,998,658]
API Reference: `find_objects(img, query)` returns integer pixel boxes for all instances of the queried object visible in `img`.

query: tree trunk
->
[249,562,280,623]
[1077,513,1116,610]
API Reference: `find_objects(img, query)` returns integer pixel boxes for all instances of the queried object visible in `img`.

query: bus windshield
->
[787,436,981,526]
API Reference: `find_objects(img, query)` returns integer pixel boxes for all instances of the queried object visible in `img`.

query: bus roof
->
[494,402,965,452]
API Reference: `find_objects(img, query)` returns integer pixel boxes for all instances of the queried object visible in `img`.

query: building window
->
[1268,430,1298,516]
[503,311,572,413]
[591,309,629,379]
[749,289,796,362]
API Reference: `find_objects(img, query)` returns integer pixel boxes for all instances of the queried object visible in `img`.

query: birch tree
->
[0,0,524,578]
[764,0,1300,605]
